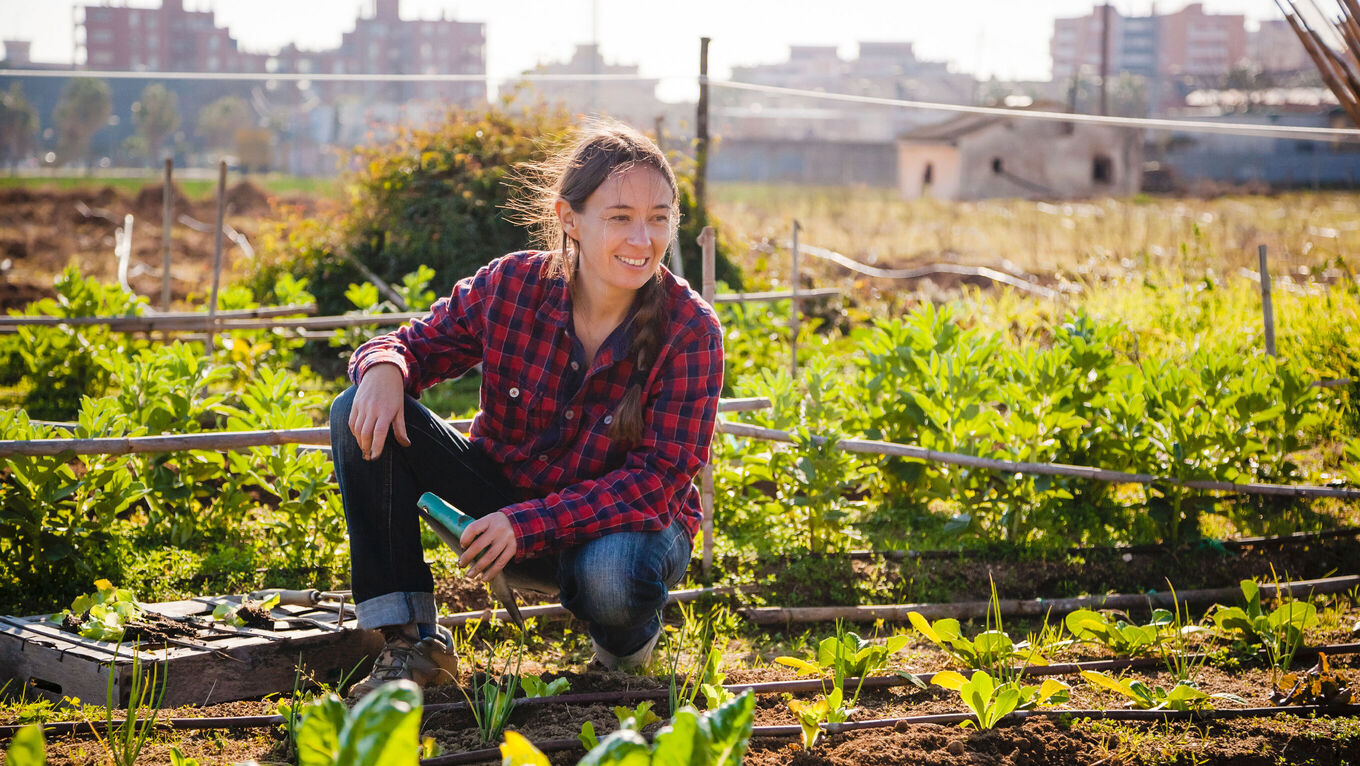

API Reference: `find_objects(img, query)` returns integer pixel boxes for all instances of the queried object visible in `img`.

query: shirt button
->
[564,410,574,420]
[603,415,613,425]
[538,454,548,462]
[509,387,520,398]
[571,361,580,370]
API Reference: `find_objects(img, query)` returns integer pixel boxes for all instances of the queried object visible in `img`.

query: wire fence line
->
[5,68,1357,142]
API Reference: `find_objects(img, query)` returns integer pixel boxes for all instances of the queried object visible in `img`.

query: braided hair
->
[509,119,679,448]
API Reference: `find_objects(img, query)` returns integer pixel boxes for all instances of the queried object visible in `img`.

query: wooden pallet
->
[0,595,384,708]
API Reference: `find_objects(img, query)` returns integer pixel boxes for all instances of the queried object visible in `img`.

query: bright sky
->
[1,0,1288,101]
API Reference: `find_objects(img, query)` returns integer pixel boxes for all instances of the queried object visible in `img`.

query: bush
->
[249,105,741,316]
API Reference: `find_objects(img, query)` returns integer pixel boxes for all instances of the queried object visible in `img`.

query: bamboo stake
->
[699,224,717,576]
[1260,244,1277,356]
[0,304,317,329]
[0,398,771,457]
[1281,0,1360,124]
[739,575,1360,625]
[695,37,710,225]
[0,312,421,334]
[715,420,1360,500]
[161,157,173,311]
[713,287,839,304]
[206,160,227,353]
[436,585,740,628]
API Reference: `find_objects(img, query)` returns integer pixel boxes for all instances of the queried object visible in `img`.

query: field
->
[3,176,1360,765]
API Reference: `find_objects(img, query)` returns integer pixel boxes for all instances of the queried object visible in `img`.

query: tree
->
[0,83,39,171]
[53,77,112,168]
[131,83,180,164]
[196,95,253,155]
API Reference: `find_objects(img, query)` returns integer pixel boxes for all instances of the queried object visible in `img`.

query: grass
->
[0,173,340,199]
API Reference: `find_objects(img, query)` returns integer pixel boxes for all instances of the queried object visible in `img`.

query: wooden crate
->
[0,595,385,708]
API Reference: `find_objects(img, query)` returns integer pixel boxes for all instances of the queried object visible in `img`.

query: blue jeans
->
[329,386,691,657]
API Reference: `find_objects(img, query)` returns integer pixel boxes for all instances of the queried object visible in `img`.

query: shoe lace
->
[372,628,417,680]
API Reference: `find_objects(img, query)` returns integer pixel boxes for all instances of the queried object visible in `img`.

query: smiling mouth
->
[615,255,649,268]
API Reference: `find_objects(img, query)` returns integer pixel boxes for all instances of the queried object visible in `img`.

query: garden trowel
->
[417,491,525,629]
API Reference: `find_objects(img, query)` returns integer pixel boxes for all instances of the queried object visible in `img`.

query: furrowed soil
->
[16,534,1360,765]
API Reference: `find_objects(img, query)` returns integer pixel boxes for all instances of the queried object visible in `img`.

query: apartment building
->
[1051,3,1247,82]
[79,0,485,105]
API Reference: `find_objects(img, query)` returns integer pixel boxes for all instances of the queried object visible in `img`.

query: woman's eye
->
[611,215,630,222]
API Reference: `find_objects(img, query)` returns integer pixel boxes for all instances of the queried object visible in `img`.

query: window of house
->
[1093,155,1113,184]
[923,163,934,186]
[992,158,1004,174]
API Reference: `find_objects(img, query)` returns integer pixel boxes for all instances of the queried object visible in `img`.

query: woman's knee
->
[568,537,668,628]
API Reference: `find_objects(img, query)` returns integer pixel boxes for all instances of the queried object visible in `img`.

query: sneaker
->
[589,630,660,672]
[348,625,459,698]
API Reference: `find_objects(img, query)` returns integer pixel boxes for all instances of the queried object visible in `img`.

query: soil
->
[0,182,319,310]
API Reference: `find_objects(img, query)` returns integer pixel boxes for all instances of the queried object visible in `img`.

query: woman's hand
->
[459,512,517,583]
[348,362,411,460]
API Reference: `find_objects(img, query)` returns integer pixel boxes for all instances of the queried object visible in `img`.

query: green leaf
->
[930,670,969,691]
[707,690,757,765]
[295,694,347,766]
[651,707,710,766]
[578,721,599,751]
[4,724,46,766]
[775,656,822,676]
[500,731,550,766]
[578,729,650,766]
[336,680,423,766]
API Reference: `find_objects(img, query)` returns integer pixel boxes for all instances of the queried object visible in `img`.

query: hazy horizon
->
[2,0,1288,102]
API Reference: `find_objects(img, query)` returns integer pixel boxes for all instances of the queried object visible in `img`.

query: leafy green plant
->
[3,723,45,766]
[1156,584,1212,685]
[777,622,914,747]
[462,638,523,744]
[83,642,166,766]
[908,614,1045,675]
[1212,578,1319,683]
[1080,670,1245,711]
[212,592,281,627]
[290,680,423,765]
[511,689,757,766]
[1065,608,1172,657]
[50,579,144,643]
[519,674,570,698]
[931,669,1069,728]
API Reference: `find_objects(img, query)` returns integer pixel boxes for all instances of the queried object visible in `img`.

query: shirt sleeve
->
[348,263,492,396]
[500,325,724,559]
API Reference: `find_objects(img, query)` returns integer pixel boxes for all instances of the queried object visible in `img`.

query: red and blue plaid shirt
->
[349,250,724,560]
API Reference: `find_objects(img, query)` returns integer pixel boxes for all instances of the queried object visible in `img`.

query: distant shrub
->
[249,105,741,316]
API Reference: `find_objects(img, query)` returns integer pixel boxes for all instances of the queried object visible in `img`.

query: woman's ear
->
[554,198,577,240]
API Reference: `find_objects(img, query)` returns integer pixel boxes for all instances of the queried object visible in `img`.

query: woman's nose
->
[626,220,651,245]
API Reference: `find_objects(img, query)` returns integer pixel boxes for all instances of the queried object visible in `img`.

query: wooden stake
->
[1260,244,1276,356]
[790,219,801,378]
[699,224,717,576]
[695,38,711,226]
[207,160,227,353]
[161,157,173,311]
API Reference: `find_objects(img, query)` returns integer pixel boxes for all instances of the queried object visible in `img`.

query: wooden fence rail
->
[716,420,1360,501]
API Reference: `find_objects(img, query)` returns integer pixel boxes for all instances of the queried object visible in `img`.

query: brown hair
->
[510,119,679,448]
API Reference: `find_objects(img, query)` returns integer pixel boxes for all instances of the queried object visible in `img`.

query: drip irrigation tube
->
[10,642,1359,740]
[740,574,1360,625]
[418,705,1360,764]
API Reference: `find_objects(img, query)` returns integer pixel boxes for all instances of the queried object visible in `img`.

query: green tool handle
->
[418,491,477,540]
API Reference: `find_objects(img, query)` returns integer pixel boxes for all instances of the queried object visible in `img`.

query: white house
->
[897,107,1143,201]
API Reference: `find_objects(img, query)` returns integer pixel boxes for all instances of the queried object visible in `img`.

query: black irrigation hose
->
[11,642,1360,741]
[418,706,1360,765]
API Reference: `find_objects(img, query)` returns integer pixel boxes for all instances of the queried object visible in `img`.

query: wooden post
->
[1099,2,1111,116]
[699,225,717,576]
[790,220,801,378]
[161,158,173,311]
[207,160,227,353]
[1259,244,1276,357]
[695,38,711,227]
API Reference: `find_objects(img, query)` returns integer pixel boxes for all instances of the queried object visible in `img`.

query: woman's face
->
[561,164,674,300]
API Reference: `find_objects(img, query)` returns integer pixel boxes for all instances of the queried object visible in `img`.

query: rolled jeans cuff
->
[354,591,439,631]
